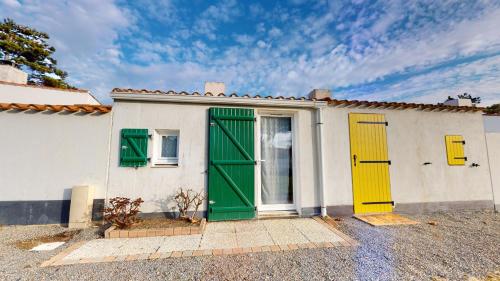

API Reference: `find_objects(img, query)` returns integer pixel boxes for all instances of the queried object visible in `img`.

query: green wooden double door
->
[208,107,256,221]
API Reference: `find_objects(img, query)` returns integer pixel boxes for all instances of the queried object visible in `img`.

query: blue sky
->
[2,0,500,105]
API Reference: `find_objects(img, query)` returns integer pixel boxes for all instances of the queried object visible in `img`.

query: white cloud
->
[1,0,499,106]
[0,0,134,103]
[234,34,254,45]
[221,4,500,100]
[268,27,282,38]
[337,55,500,106]
[1,0,20,8]
[192,0,240,41]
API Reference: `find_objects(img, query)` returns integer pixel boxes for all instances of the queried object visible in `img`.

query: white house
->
[106,84,496,221]
[0,79,498,225]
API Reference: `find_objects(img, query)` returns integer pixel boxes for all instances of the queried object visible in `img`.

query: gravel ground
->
[0,210,498,281]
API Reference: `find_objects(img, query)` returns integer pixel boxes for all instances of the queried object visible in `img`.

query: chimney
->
[0,61,28,84]
[308,89,331,100]
[443,98,473,107]
[204,82,225,95]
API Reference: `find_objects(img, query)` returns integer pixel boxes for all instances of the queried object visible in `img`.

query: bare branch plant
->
[173,188,206,223]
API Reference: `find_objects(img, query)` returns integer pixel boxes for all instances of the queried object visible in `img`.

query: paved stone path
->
[42,217,357,266]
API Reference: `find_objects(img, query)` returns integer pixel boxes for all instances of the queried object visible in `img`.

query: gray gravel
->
[0,210,498,281]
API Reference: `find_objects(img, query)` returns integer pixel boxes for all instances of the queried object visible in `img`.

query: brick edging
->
[43,241,348,267]
[104,218,206,239]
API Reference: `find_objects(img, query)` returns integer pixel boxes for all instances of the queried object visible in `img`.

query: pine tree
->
[0,18,73,89]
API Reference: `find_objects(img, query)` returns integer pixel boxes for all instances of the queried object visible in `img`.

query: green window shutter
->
[120,128,148,167]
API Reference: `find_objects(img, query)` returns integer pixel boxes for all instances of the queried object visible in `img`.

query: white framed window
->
[153,129,179,165]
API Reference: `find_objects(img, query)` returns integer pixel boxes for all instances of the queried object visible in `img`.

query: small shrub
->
[173,188,206,223]
[104,197,144,229]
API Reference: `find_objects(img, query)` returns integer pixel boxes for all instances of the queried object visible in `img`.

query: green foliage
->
[485,104,500,114]
[447,93,481,105]
[0,18,73,89]
[457,93,481,104]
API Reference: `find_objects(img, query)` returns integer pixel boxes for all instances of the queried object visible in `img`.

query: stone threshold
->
[104,218,206,238]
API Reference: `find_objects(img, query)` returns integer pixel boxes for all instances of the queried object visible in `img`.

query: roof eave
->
[111,92,328,108]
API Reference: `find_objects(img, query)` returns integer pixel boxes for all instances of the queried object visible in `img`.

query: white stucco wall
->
[106,101,319,214]
[107,99,495,215]
[0,82,100,105]
[323,108,493,209]
[0,110,111,201]
[484,115,500,210]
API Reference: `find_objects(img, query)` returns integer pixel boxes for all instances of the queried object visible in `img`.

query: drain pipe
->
[315,104,328,217]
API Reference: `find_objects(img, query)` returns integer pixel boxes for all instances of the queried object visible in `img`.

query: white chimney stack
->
[204,82,225,95]
[443,98,473,107]
[0,62,28,84]
[308,89,332,100]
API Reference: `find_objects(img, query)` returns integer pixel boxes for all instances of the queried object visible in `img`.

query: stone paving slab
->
[41,217,357,267]
[236,231,274,248]
[267,229,309,245]
[156,235,202,253]
[233,220,267,233]
[199,232,237,249]
[204,222,235,234]
[291,219,344,243]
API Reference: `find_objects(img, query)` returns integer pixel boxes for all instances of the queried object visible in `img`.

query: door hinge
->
[359,160,391,165]
[357,121,388,126]
[362,201,394,206]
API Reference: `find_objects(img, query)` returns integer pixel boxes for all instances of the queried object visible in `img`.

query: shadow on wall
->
[144,189,207,219]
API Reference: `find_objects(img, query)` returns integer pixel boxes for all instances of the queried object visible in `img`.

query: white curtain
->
[261,117,293,205]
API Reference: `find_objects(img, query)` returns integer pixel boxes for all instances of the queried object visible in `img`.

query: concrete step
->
[257,210,300,220]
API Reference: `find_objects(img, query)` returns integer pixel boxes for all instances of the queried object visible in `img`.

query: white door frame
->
[255,110,298,212]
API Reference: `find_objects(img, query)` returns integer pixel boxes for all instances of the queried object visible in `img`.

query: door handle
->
[353,154,357,167]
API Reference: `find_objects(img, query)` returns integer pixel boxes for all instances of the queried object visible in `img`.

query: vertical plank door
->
[208,108,255,221]
[349,113,393,214]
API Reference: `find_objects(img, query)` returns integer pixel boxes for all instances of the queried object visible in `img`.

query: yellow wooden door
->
[349,113,393,214]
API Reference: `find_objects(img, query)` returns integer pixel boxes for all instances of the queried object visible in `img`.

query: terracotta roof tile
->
[111,88,483,113]
[0,103,111,114]
[328,99,482,112]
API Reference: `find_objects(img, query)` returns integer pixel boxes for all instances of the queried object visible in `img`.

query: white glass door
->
[260,116,294,211]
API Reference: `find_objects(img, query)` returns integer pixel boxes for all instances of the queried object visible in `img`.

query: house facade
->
[0,74,499,224]
[107,87,496,221]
